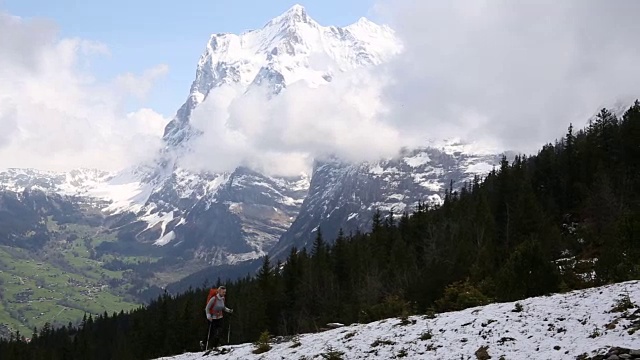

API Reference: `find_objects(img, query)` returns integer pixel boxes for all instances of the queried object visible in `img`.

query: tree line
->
[1,102,639,359]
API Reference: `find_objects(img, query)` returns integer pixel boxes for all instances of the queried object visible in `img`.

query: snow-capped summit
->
[162,4,401,147]
[266,4,316,27]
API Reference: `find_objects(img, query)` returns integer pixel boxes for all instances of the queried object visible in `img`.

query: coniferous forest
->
[1,102,639,359]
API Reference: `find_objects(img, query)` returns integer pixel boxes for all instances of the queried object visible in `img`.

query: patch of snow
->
[369,164,384,175]
[404,152,431,167]
[369,201,406,213]
[154,231,175,246]
[386,194,405,201]
[152,211,174,230]
[465,162,495,174]
[227,202,242,214]
[427,194,443,207]
[224,250,268,265]
[427,137,501,157]
[280,196,303,206]
[90,178,153,214]
[412,174,442,192]
[206,173,230,194]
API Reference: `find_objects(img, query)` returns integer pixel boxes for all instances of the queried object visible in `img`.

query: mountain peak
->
[162,5,401,147]
[286,4,306,14]
[268,4,314,26]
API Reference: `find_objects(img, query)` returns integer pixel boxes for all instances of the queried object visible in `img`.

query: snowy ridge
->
[158,280,640,360]
[0,168,112,195]
[0,167,157,214]
[200,4,399,87]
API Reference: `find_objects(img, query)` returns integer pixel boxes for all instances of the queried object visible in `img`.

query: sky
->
[0,0,376,117]
[1,0,639,173]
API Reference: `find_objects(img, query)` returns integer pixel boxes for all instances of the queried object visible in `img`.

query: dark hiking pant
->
[205,318,224,349]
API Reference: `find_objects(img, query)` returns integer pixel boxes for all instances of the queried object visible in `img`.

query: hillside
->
[1,101,638,360]
[157,280,640,360]
[0,190,143,335]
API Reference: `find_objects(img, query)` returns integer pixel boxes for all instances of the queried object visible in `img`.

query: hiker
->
[202,285,233,351]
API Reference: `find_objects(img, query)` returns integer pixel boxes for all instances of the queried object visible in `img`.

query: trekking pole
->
[205,320,212,350]
[227,312,232,344]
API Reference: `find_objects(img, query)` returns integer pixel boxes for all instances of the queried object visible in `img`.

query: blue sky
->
[1,0,377,117]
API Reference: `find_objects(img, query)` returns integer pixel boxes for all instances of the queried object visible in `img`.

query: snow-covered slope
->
[157,280,640,360]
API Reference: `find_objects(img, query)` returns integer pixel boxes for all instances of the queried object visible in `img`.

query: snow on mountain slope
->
[157,280,640,360]
[129,4,402,263]
[270,143,503,259]
[162,4,401,147]
[0,168,111,194]
[176,167,310,266]
[0,166,167,215]
[0,167,151,214]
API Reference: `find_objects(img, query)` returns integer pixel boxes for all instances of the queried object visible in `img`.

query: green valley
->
[0,218,157,337]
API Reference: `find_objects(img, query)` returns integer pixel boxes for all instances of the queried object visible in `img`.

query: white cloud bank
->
[0,11,169,172]
[179,1,640,176]
[181,70,406,176]
[374,0,640,152]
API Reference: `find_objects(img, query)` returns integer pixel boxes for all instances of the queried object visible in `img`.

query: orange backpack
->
[206,288,224,315]
[206,288,218,305]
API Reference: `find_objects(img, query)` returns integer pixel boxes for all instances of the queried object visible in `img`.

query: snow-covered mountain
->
[163,4,400,148]
[157,280,640,360]
[0,5,501,278]
[136,4,404,264]
[153,4,501,265]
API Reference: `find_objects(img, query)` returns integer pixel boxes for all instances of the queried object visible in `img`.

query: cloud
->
[116,64,170,100]
[179,1,640,177]
[181,70,407,176]
[373,0,640,153]
[0,11,169,172]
